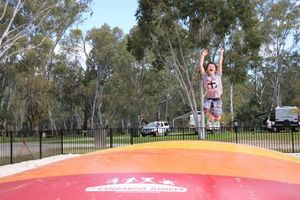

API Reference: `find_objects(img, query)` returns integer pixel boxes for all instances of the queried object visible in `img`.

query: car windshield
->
[145,122,158,127]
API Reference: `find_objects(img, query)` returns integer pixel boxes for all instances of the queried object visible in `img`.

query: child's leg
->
[212,99,223,122]
[207,112,215,122]
[203,99,214,122]
[214,115,221,121]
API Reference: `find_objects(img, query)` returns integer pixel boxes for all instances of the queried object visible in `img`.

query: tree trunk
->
[70,113,74,130]
[229,82,234,125]
[48,109,57,136]
[198,79,206,139]
[75,113,81,129]
[91,85,99,129]
[275,39,282,107]
[83,100,89,130]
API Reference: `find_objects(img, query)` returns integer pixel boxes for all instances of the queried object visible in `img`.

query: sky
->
[76,0,139,34]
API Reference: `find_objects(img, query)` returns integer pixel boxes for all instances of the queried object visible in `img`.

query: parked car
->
[141,121,170,137]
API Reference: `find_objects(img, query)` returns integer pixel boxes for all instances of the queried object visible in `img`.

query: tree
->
[52,28,91,129]
[128,0,262,138]
[258,0,299,108]
[50,54,85,130]
[0,0,91,62]
[239,0,300,124]
[0,0,92,131]
[14,36,53,131]
[78,25,125,129]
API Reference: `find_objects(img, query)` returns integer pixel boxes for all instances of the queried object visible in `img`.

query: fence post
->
[235,129,238,143]
[130,128,134,145]
[109,128,113,148]
[10,131,13,164]
[291,130,295,153]
[61,130,64,155]
[39,131,42,159]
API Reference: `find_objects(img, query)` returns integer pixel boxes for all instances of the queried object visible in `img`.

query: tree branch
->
[0,0,23,47]
[3,34,49,60]
[0,0,9,21]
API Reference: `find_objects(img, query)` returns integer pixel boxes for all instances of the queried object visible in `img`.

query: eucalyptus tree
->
[128,0,262,138]
[0,0,92,62]
[37,0,92,131]
[225,23,262,124]
[252,0,299,110]
[0,0,52,61]
[14,36,54,131]
[100,46,133,128]
[264,0,299,107]
[0,0,92,131]
[52,29,90,130]
[50,56,85,130]
[80,24,125,129]
[133,67,175,127]
[279,51,300,106]
[102,38,146,128]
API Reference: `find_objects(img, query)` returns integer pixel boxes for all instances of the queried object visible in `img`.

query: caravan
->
[189,111,201,128]
[189,111,220,132]
[269,106,299,132]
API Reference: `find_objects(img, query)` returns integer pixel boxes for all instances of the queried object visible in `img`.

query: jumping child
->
[199,48,224,122]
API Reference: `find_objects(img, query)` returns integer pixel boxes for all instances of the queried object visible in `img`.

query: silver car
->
[141,121,170,137]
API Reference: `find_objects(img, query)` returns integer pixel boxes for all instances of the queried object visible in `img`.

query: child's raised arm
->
[218,48,224,74]
[199,49,208,75]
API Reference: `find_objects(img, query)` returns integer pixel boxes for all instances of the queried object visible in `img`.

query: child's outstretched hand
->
[201,48,209,57]
[220,47,224,54]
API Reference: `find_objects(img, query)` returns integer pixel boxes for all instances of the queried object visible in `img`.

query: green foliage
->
[0,0,92,130]
[0,0,298,131]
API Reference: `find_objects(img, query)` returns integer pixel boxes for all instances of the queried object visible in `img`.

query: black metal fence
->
[0,127,299,166]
